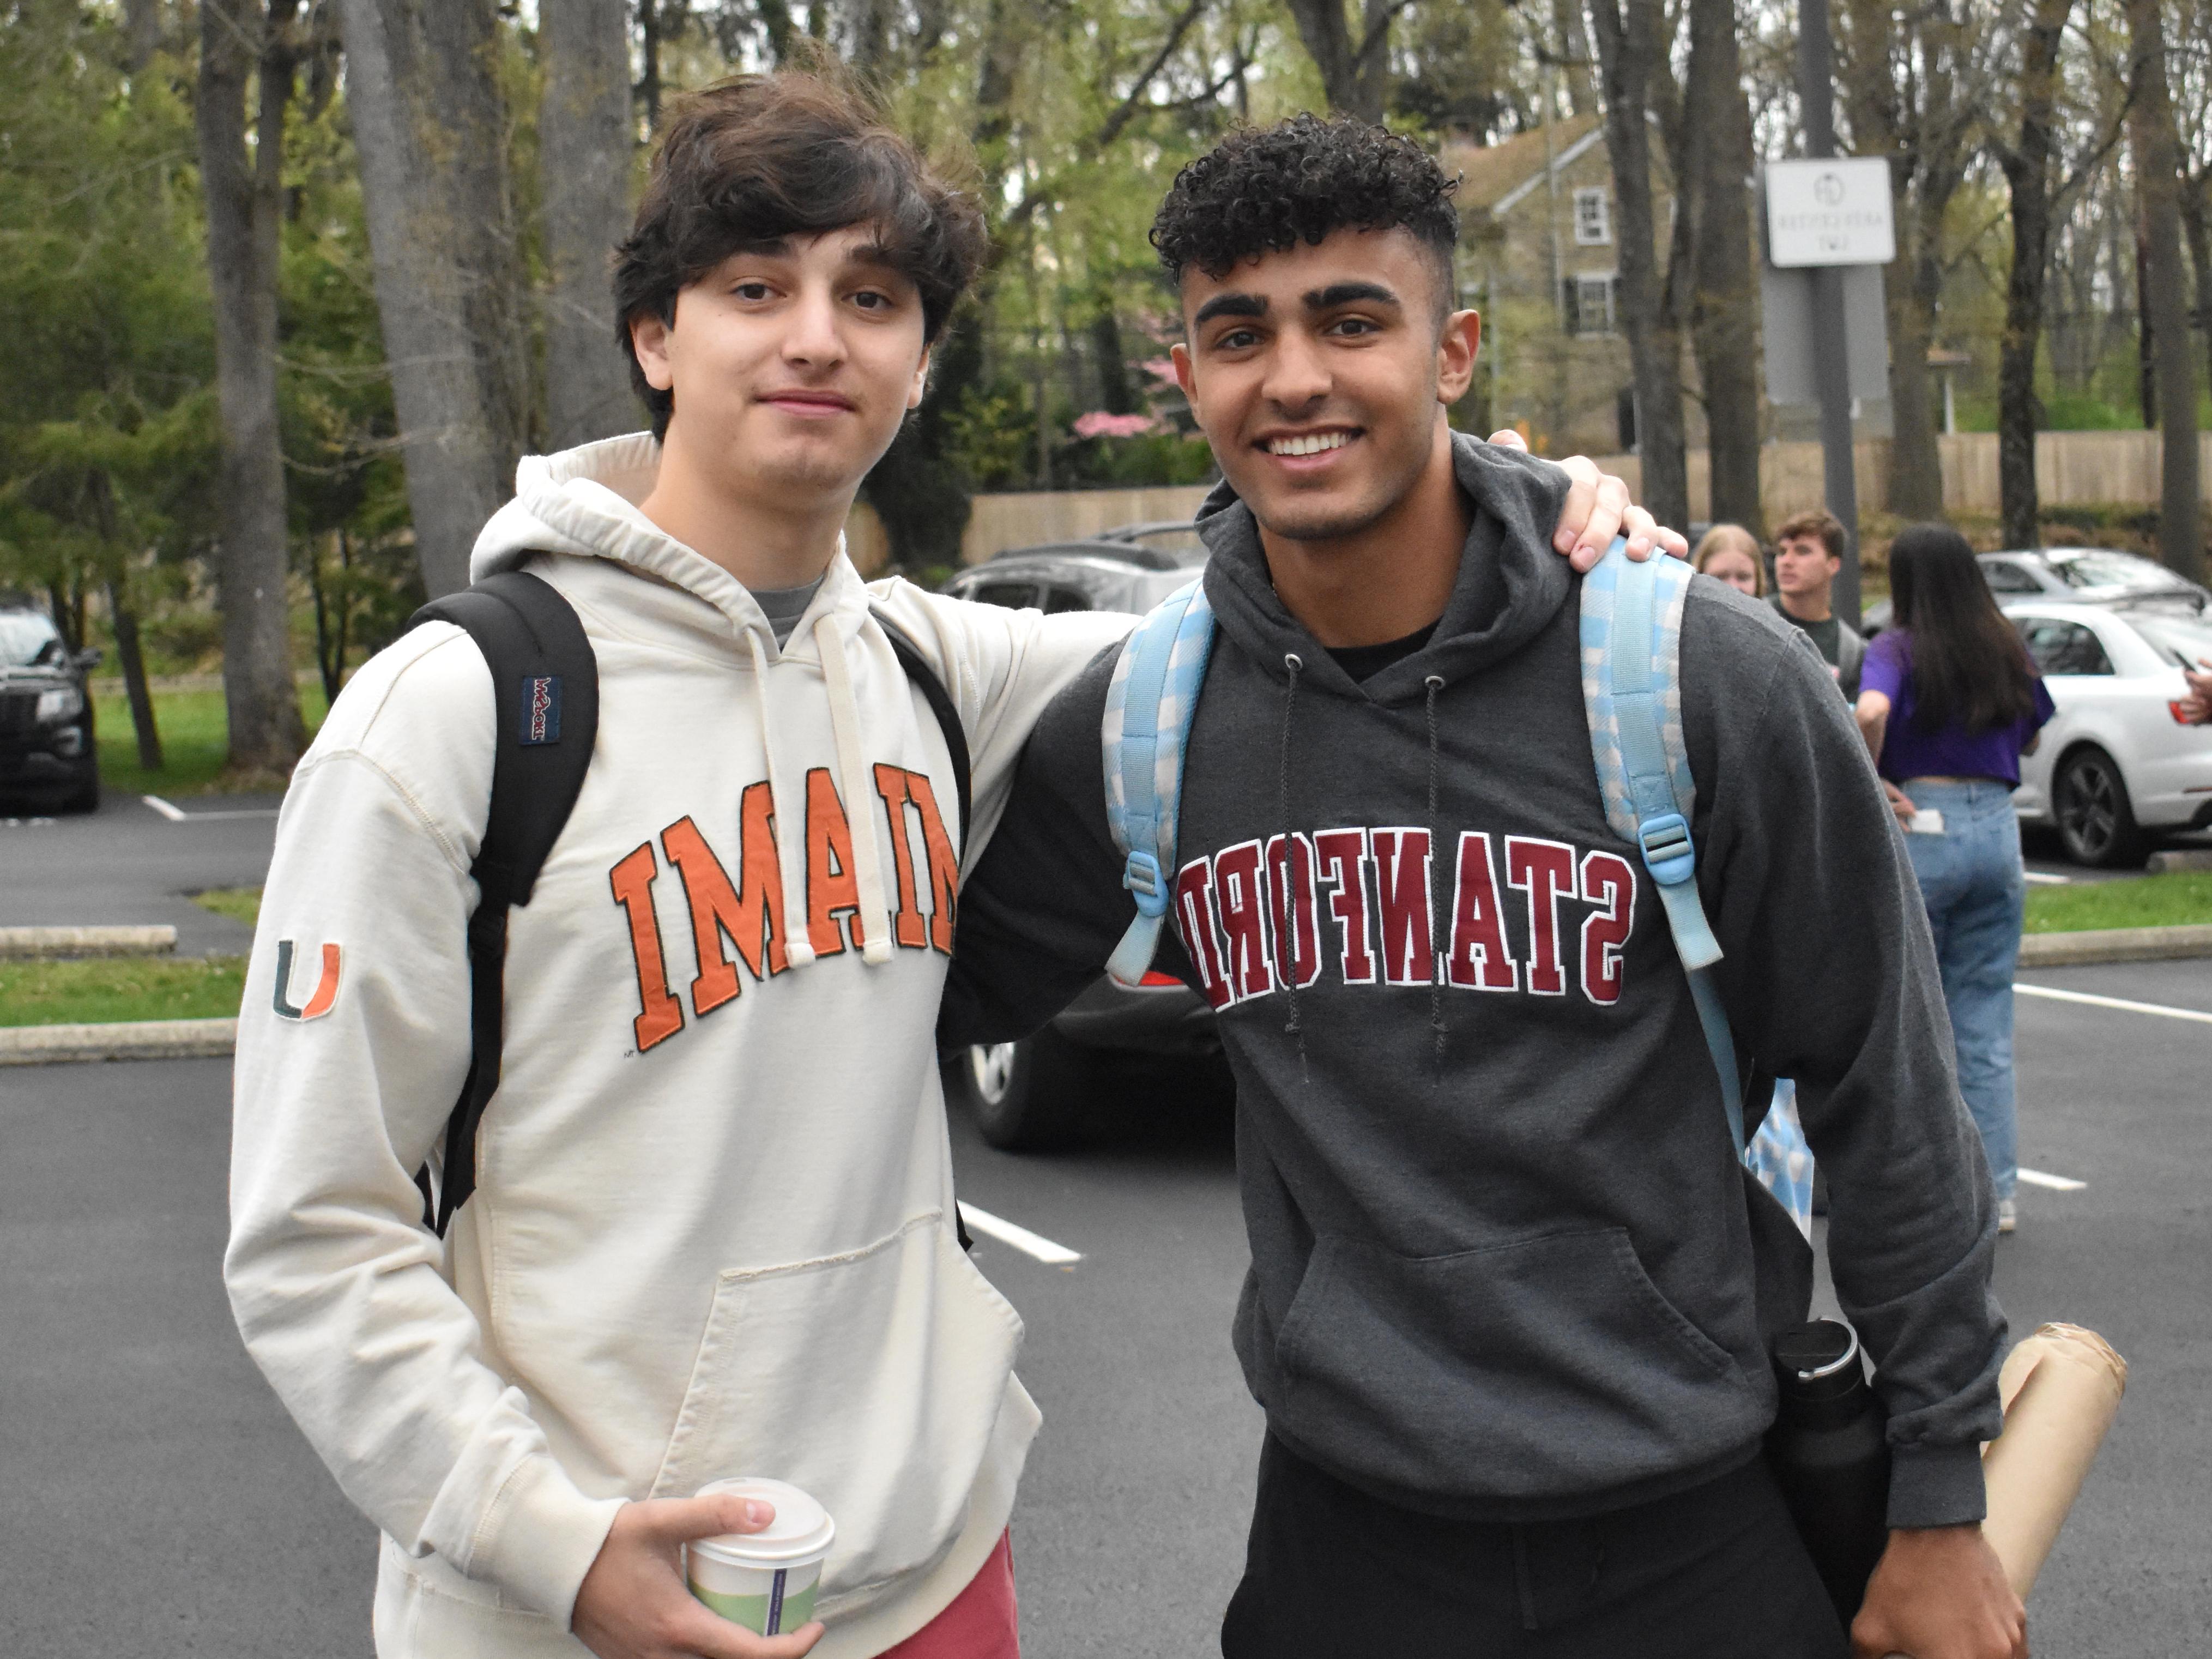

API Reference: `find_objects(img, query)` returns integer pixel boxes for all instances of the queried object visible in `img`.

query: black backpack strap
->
[872,608,972,858]
[404,569,600,1235]
[872,608,976,1251]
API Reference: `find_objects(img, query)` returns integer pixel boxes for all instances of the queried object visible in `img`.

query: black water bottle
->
[1766,1319,1891,1627]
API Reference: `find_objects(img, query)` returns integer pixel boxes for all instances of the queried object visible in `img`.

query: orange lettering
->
[872,764,929,950]
[805,768,864,957]
[661,798,788,1017]
[906,770,959,955]
[609,842,685,1051]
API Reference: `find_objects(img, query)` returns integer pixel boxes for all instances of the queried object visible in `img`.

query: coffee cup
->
[686,1478,837,1637]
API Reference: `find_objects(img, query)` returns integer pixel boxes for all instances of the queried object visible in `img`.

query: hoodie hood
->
[1195,430,1578,704]
[472,431,900,969]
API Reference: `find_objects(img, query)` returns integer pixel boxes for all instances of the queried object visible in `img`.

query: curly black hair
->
[1150,114,1459,312]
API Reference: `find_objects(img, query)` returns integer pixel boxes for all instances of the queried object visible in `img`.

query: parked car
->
[0,600,101,813]
[939,530,1220,1147]
[2007,600,2212,865]
[1862,546,2209,635]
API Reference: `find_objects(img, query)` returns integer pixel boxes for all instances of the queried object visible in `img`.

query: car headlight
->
[35,686,84,724]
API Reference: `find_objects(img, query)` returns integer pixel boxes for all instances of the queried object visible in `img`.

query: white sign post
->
[1765,157,1896,268]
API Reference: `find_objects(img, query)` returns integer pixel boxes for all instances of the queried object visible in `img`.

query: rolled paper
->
[1980,1323,2129,1597]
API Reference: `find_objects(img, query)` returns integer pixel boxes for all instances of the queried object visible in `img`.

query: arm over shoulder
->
[1678,586,2005,1529]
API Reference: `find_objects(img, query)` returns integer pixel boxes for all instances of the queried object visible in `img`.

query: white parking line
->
[2021,871,2073,885]
[141,794,186,822]
[957,1203,1083,1266]
[141,794,278,823]
[2015,982,2212,1025]
[2018,1168,2087,1192]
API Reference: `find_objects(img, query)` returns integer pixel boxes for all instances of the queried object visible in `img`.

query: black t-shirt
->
[1326,623,1437,683]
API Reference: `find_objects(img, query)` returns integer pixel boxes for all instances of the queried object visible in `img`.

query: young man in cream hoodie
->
[225,71,1672,1659]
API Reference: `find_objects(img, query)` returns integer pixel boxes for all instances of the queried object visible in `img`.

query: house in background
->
[1443,115,1648,457]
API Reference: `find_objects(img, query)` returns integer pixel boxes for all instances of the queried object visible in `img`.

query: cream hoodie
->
[225,434,1131,1657]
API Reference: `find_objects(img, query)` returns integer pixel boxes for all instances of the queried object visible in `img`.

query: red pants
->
[878,1530,1018,1659]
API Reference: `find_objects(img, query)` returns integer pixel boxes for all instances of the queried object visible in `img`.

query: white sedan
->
[2008,600,2212,865]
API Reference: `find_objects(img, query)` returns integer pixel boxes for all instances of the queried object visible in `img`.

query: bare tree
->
[1990,0,2077,550]
[195,0,309,774]
[540,0,637,450]
[2126,0,2202,579]
[1279,0,1407,122]
[1588,0,1689,532]
[1842,0,1974,521]
[1683,0,1761,535]
[339,0,530,597]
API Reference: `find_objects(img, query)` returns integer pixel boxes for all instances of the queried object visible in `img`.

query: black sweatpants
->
[1220,1436,1849,1659]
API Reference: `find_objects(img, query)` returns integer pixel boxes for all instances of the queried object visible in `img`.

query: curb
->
[0,925,178,961]
[0,1018,236,1066]
[2145,848,2212,874]
[2019,924,2212,967]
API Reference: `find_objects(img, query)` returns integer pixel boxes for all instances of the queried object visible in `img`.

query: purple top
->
[1860,628,2056,787]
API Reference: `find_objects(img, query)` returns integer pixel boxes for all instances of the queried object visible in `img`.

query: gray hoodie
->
[943,433,2004,1530]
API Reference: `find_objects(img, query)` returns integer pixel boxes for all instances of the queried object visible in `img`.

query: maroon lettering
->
[1579,850,1636,1006]
[1312,828,1377,985]
[1446,831,1520,992]
[1213,840,1276,1002]
[1506,836,1576,996]
[1264,834,1323,990]
[1174,858,1236,1010]
[1371,828,1436,988]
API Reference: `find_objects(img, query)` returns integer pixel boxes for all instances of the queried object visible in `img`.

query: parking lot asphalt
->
[3,955,2206,1657]
[0,791,278,955]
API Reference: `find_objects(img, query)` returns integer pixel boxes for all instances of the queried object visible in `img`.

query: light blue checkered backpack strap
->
[1102,579,1216,987]
[1582,541,1745,1155]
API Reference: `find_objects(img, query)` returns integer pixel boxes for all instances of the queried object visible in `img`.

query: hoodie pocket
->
[649,1213,1023,1596]
[1271,1228,1763,1505]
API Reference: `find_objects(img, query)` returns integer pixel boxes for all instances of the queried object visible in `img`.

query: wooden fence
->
[842,430,2212,575]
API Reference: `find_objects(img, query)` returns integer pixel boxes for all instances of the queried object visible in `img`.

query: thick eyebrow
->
[1193,293,1268,328]
[1305,281,1400,313]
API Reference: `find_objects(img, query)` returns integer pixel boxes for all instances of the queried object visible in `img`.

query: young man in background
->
[1772,508,1868,698]
[945,115,2024,1659]
[224,73,1665,1659]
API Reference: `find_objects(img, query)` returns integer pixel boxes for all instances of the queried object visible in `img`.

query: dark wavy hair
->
[613,68,988,439]
[1150,114,1460,321]
[1888,523,2041,734]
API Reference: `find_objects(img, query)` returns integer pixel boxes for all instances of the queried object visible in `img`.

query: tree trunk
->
[2127,0,2203,581]
[196,0,309,776]
[2137,225,2157,429]
[539,0,637,449]
[1993,0,2074,550]
[124,0,166,71]
[1550,0,1598,116]
[1587,0,1689,532]
[106,580,164,771]
[338,0,530,598]
[1684,0,1760,535]
[1279,0,1397,123]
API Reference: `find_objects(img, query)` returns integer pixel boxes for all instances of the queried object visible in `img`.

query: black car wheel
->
[2054,745,2145,867]
[941,1030,1089,1150]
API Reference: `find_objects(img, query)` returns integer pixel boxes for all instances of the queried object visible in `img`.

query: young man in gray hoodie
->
[941,117,2024,1659]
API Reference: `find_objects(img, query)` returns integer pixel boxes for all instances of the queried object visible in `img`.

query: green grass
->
[95,685,328,798]
[193,886,263,928]
[2024,871,2212,933]
[0,955,247,1027]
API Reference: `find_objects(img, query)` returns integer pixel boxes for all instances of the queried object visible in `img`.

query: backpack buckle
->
[1636,812,1696,885]
[1123,850,1170,918]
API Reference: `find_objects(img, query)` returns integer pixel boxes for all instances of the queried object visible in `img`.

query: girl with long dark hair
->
[1857,524,2055,1233]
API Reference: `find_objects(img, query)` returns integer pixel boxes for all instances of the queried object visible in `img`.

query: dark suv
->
[0,601,101,812]
[938,526,1222,1147]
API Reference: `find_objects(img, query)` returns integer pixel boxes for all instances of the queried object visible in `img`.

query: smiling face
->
[1170,227,1476,547]
[630,225,930,511]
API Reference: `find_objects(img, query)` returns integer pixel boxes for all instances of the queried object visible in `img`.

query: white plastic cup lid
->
[689,1478,837,1566]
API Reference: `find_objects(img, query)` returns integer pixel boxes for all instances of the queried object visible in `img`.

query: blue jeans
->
[1900,780,2023,1200]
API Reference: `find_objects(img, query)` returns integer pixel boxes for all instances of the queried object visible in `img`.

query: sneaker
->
[1997,1198,2017,1234]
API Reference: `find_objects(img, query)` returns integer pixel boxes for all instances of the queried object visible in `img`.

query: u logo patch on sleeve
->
[273,940,342,1022]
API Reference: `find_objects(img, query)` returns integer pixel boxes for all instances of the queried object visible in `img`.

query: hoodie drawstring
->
[748,629,818,970]
[1425,674,1447,1064]
[1277,653,1309,1081]
[814,612,896,965]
